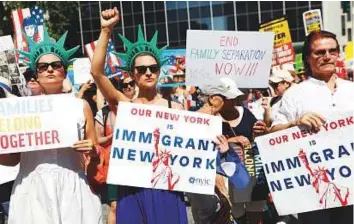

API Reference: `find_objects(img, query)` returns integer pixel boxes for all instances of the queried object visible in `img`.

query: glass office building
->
[79,1,323,52]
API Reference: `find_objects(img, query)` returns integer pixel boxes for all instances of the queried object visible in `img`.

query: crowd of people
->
[0,6,353,224]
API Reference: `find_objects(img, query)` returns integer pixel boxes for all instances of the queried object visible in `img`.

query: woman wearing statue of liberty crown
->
[0,25,103,223]
[91,7,237,223]
[90,7,188,224]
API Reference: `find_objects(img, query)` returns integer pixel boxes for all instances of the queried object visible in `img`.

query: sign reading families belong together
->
[185,30,274,88]
[255,112,354,215]
[0,95,81,154]
[107,102,222,195]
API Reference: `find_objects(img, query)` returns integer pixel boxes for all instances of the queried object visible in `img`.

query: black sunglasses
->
[122,80,136,89]
[134,64,159,75]
[36,61,63,73]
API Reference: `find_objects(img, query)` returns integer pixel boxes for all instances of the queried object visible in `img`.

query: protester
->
[90,7,187,224]
[0,25,103,223]
[185,78,253,224]
[118,76,137,99]
[263,70,294,127]
[77,81,98,117]
[202,78,269,224]
[270,30,354,224]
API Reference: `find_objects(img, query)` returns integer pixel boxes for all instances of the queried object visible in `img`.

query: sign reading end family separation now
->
[255,111,354,215]
[185,30,274,88]
[0,95,81,154]
[107,102,222,195]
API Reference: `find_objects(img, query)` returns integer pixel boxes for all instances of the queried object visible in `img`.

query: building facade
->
[78,1,324,53]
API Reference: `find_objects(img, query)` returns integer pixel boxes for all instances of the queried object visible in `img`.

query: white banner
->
[73,58,93,85]
[0,164,19,185]
[0,36,15,52]
[107,102,222,195]
[255,111,354,215]
[185,30,274,88]
[0,95,81,154]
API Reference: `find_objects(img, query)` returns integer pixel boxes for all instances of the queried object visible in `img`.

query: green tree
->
[0,1,83,56]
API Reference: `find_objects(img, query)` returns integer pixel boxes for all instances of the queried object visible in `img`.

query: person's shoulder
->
[338,79,354,89]
[282,80,310,99]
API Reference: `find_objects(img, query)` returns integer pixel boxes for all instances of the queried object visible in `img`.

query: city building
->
[79,1,329,54]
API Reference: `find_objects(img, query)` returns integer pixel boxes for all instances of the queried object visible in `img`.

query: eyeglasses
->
[36,61,63,73]
[313,48,338,57]
[134,64,159,75]
[122,80,136,89]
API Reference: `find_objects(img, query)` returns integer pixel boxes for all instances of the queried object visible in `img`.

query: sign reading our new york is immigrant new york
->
[255,111,354,215]
[107,102,222,195]
[0,95,81,154]
[185,30,274,88]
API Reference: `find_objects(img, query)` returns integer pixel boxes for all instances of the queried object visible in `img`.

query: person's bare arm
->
[95,120,112,145]
[270,113,326,133]
[96,88,105,110]
[90,7,129,106]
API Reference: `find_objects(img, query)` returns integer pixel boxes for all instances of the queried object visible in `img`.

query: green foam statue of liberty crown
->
[112,25,168,72]
[18,23,80,72]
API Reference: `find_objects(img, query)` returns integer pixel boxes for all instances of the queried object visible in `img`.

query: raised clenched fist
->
[100,7,120,31]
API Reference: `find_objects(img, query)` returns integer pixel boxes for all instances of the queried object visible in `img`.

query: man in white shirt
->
[271,31,354,224]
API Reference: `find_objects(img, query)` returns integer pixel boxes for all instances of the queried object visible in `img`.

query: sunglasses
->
[36,61,63,73]
[134,64,160,75]
[313,48,338,57]
[122,80,136,89]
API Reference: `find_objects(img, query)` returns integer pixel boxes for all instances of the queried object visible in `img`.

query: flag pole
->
[78,1,85,54]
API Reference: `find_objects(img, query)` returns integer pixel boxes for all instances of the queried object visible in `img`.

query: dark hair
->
[23,68,37,82]
[109,77,121,91]
[80,83,98,116]
[302,30,340,76]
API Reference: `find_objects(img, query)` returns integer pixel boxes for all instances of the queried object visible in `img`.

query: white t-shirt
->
[272,77,354,126]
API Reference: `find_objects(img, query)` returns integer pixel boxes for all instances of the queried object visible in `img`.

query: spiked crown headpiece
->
[112,25,168,72]
[18,24,79,72]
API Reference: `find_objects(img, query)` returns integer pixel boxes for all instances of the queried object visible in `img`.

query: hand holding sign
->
[295,112,326,133]
[214,135,229,153]
[72,139,95,152]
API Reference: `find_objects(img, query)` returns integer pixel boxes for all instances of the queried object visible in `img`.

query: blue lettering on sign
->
[284,178,294,189]
[112,147,124,159]
[338,145,351,157]
[127,149,136,161]
[270,180,282,192]
[294,174,311,186]
[140,151,154,162]
[139,132,152,144]
[206,159,215,169]
[110,148,216,170]
[339,165,351,178]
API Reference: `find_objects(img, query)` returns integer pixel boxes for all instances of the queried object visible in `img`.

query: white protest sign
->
[186,30,274,88]
[0,94,82,154]
[0,36,15,52]
[73,58,93,85]
[107,102,222,195]
[255,111,354,215]
[0,164,19,185]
